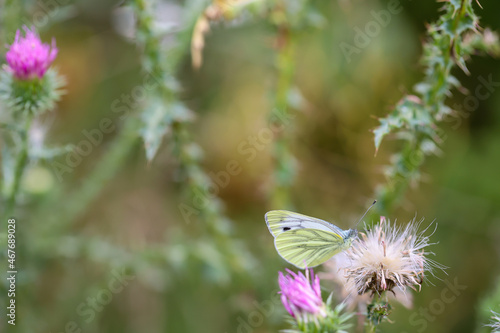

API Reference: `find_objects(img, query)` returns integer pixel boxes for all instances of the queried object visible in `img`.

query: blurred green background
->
[1,0,500,332]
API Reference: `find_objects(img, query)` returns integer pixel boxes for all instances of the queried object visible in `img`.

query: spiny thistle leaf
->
[373,120,392,153]
[139,99,195,161]
[31,144,74,160]
[139,99,170,162]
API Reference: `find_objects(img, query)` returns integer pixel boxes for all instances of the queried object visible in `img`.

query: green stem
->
[133,0,253,277]
[270,25,296,209]
[32,0,195,232]
[452,0,468,33]
[1,0,25,220]
[365,292,390,332]
[5,115,32,218]
[172,121,250,276]
[372,138,424,217]
[372,0,474,219]
[365,322,376,333]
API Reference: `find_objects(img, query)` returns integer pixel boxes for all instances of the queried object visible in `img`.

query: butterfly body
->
[265,210,358,269]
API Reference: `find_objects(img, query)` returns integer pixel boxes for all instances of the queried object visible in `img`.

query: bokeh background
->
[1,0,500,332]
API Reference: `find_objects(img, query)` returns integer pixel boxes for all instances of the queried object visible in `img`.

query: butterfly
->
[265,202,376,269]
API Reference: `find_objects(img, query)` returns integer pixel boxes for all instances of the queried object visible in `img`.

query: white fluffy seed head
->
[325,217,443,300]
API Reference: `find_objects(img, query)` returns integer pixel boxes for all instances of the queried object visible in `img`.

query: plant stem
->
[372,0,478,218]
[133,0,254,277]
[366,322,377,333]
[32,0,196,232]
[4,115,32,218]
[270,20,296,209]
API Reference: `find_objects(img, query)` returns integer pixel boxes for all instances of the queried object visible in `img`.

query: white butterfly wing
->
[265,210,347,237]
[274,228,350,269]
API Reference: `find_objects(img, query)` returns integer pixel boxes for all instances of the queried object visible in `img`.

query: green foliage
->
[0,92,72,204]
[268,0,322,208]
[366,293,392,331]
[0,0,498,332]
[0,69,65,116]
[372,0,500,215]
[0,68,65,217]
[139,98,194,161]
[285,301,353,333]
[130,0,256,280]
[131,0,179,161]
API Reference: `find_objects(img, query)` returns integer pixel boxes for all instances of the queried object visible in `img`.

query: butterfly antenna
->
[355,200,377,228]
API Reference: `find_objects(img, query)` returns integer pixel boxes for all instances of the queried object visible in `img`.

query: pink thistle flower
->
[278,268,326,321]
[5,27,58,80]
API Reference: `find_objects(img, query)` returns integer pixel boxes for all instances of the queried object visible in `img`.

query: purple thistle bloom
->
[278,268,326,320]
[5,27,58,80]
